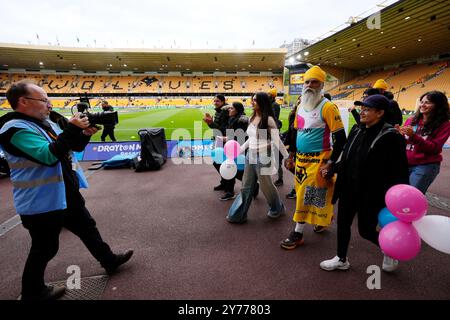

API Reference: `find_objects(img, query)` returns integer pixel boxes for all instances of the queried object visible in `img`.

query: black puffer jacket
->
[282,105,298,153]
[333,121,409,211]
[226,114,248,132]
[208,105,230,136]
[385,99,403,126]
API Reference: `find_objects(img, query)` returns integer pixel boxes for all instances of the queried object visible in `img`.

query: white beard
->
[300,87,323,112]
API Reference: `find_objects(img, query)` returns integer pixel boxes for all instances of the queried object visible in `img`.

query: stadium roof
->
[289,0,450,71]
[0,44,286,73]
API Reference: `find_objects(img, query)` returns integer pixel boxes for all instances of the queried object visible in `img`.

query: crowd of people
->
[0,67,448,300]
[203,66,450,274]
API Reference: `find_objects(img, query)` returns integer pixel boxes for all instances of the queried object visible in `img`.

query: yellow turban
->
[373,79,388,90]
[304,66,326,82]
[268,88,277,97]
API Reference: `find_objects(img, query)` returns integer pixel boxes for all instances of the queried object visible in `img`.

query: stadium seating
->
[0,73,284,109]
[5,61,448,111]
[329,62,449,110]
[0,74,283,95]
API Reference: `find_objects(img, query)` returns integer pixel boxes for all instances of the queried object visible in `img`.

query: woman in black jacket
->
[282,95,301,199]
[213,102,249,200]
[320,95,409,273]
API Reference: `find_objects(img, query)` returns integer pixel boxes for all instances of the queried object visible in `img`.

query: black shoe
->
[280,231,304,250]
[313,225,327,233]
[220,192,236,201]
[253,183,259,199]
[226,215,247,224]
[21,285,66,301]
[286,188,296,199]
[274,179,284,187]
[104,249,134,275]
[213,184,226,191]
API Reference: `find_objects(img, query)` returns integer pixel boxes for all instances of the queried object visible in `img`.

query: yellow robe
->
[292,99,344,226]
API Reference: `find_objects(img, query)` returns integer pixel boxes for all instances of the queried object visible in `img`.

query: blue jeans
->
[409,163,440,194]
[227,153,284,223]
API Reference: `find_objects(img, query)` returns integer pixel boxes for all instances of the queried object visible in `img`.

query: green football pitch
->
[95,107,297,142]
[0,107,296,142]
[0,107,407,142]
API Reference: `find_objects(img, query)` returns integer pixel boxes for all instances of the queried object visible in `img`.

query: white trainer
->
[320,256,350,271]
[382,255,399,272]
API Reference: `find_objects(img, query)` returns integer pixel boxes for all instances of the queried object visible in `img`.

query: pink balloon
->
[223,140,240,160]
[385,184,427,222]
[379,221,421,261]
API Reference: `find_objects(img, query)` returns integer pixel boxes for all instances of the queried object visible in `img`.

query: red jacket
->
[404,117,450,166]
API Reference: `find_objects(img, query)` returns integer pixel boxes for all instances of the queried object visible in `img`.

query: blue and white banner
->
[168,140,214,158]
[81,140,216,161]
[83,141,141,161]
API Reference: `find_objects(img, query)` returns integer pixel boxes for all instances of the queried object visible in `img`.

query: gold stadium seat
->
[329,62,450,110]
[0,73,285,109]
[0,73,283,95]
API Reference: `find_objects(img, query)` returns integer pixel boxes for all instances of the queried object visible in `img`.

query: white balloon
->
[219,160,237,180]
[412,215,450,254]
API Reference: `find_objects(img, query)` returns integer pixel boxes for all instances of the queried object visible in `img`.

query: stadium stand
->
[0,73,284,109]
[0,74,282,94]
[328,61,449,110]
[284,0,449,111]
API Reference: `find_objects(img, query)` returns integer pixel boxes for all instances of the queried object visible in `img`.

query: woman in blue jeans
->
[398,91,450,194]
[227,92,289,223]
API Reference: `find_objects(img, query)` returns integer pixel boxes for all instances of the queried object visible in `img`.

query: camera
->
[72,93,118,126]
[0,148,10,177]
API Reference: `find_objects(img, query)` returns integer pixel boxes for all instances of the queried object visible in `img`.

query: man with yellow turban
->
[281,66,347,249]
[372,79,403,126]
[373,79,388,92]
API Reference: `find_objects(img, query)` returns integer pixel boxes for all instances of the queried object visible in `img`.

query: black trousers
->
[276,151,283,180]
[336,195,381,259]
[213,162,244,193]
[20,206,115,295]
[101,126,116,142]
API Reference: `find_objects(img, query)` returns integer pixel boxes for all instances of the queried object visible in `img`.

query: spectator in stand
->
[397,91,450,194]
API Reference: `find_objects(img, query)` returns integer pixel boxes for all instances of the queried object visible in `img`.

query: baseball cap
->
[354,94,389,110]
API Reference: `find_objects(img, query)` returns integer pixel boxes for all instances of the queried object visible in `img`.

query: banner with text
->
[83,141,141,161]
[82,140,216,161]
[289,67,308,95]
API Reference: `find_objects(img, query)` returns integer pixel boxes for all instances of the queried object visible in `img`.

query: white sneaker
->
[382,255,399,272]
[320,256,350,271]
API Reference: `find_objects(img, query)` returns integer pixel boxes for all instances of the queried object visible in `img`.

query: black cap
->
[354,94,389,110]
